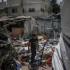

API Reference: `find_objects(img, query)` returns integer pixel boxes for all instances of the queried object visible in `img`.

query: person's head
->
[31,34,37,40]
[31,30,37,38]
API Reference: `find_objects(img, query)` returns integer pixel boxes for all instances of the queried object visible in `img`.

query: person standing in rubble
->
[29,32,38,68]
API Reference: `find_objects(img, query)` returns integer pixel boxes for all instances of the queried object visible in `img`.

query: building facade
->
[0,0,7,17]
[23,0,50,17]
[0,0,52,35]
[0,0,50,17]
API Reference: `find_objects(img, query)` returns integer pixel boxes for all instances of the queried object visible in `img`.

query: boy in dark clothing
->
[29,33,38,66]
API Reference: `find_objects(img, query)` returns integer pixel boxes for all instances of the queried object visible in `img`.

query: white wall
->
[23,0,42,16]
[7,0,21,6]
